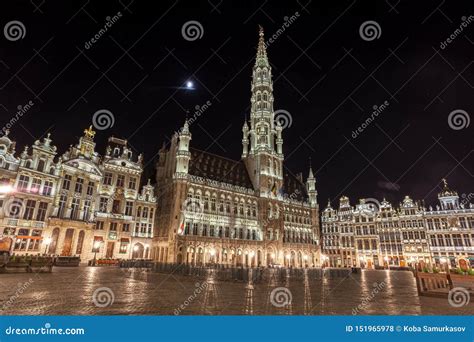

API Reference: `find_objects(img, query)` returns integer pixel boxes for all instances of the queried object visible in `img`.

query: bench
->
[415,272,451,297]
[54,256,81,267]
[0,257,53,273]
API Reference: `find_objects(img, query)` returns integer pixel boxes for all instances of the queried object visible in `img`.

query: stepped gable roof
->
[188,148,254,189]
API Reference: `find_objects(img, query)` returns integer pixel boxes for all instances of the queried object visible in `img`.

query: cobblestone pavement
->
[0,267,472,315]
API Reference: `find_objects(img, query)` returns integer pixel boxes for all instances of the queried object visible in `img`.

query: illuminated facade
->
[0,128,155,261]
[321,180,474,268]
[153,28,321,267]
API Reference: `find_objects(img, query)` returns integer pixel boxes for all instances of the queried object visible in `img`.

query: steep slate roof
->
[188,148,254,189]
[282,172,308,202]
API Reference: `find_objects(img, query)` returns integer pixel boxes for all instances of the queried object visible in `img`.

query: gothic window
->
[211,196,216,211]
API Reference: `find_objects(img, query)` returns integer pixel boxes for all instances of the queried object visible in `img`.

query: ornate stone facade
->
[152,28,321,267]
[0,128,155,262]
[321,180,474,269]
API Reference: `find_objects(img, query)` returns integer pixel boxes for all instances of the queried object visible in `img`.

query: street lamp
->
[92,241,101,266]
[43,237,52,255]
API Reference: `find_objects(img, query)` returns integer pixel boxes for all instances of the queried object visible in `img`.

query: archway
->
[132,243,144,259]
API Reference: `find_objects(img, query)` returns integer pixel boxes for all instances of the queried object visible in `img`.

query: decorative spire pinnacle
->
[438,178,457,197]
[181,119,190,135]
[308,157,314,178]
[256,25,268,66]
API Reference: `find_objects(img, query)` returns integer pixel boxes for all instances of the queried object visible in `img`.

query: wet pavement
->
[0,267,472,315]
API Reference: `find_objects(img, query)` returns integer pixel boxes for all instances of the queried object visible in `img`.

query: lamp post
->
[92,241,101,266]
[43,237,52,255]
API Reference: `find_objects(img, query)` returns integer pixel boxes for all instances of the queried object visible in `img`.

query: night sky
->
[1,0,472,208]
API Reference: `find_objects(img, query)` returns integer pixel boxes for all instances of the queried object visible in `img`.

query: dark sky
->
[1,0,472,208]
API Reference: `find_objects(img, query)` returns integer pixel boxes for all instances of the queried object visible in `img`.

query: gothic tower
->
[243,26,284,195]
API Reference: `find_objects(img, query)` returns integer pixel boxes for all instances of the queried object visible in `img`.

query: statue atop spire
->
[84,125,96,139]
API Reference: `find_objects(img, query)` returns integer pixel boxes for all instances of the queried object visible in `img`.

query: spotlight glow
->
[186,81,194,89]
